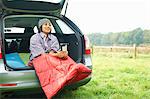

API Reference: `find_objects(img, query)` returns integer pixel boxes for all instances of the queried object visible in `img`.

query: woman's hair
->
[39,26,43,32]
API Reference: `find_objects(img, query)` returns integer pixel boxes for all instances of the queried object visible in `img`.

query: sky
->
[65,0,150,34]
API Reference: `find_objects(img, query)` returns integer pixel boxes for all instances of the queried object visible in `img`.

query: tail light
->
[0,83,17,86]
[0,53,2,59]
[0,47,2,59]
[84,35,91,55]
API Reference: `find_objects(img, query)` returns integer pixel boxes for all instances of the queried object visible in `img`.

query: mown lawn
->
[54,52,150,99]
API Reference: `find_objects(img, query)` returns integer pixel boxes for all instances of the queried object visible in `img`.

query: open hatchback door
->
[0,0,66,15]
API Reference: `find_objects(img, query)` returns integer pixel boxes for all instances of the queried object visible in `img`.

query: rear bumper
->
[0,75,92,95]
[0,75,91,90]
[0,77,92,98]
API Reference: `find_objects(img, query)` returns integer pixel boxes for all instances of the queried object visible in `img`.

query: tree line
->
[87,28,150,46]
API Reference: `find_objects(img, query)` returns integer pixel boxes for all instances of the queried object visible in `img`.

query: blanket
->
[32,54,91,99]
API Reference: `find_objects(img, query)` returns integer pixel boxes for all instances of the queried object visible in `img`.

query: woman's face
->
[42,22,52,34]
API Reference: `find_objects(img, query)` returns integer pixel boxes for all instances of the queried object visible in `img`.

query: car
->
[0,0,92,98]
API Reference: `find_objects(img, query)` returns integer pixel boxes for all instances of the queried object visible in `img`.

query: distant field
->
[54,51,150,99]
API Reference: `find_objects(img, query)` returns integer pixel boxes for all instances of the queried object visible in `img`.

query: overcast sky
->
[65,0,150,34]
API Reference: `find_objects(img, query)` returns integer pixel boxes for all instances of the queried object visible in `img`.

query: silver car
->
[0,0,92,98]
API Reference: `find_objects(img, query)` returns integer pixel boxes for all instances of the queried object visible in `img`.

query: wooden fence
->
[91,45,150,58]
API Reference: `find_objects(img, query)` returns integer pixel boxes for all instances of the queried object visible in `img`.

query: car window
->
[56,20,75,34]
[4,27,26,47]
[4,27,25,33]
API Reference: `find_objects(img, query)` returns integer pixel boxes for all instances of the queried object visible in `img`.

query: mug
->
[62,44,67,51]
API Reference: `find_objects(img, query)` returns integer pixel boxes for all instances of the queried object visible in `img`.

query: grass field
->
[54,52,150,99]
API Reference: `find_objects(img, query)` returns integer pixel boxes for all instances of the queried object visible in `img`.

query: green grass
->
[18,52,150,99]
[54,52,150,99]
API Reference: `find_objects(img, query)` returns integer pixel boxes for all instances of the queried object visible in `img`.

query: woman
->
[29,18,91,99]
[29,18,67,65]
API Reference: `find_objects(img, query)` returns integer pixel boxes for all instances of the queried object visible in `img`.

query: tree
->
[143,30,150,44]
[87,28,150,46]
[131,28,143,46]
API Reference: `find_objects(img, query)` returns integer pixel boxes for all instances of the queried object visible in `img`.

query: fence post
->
[133,44,137,59]
[91,45,94,55]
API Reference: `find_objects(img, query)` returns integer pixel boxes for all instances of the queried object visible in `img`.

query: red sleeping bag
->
[32,54,91,99]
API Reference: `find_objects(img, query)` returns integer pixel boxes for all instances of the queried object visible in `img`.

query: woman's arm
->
[30,35,45,58]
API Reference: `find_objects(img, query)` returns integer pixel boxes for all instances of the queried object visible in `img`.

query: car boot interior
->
[4,16,82,70]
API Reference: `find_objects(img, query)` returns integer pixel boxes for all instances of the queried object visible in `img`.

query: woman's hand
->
[57,51,68,59]
[49,51,68,59]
